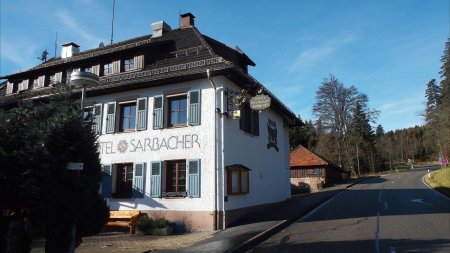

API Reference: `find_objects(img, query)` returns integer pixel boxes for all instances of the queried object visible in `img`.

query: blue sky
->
[1,0,448,131]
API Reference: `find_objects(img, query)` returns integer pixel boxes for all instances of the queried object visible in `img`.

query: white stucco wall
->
[86,79,217,212]
[85,75,291,214]
[213,77,291,211]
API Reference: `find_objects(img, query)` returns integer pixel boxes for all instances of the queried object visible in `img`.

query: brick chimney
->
[180,13,195,28]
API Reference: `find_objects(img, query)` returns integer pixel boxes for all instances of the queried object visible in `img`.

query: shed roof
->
[290,145,328,167]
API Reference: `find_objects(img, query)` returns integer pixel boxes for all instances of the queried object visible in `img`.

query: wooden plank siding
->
[290,167,325,179]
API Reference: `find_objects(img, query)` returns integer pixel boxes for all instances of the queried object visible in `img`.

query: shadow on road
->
[256,238,450,253]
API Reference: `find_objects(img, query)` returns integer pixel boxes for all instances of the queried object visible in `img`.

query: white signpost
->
[66,162,84,171]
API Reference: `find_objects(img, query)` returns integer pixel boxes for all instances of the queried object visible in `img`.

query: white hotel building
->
[0,13,300,231]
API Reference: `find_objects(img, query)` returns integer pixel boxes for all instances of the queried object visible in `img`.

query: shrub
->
[135,214,154,234]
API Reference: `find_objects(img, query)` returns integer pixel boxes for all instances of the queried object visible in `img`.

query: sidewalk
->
[156,177,374,253]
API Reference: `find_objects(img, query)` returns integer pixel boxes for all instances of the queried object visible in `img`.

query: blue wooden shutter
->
[188,90,201,126]
[253,110,259,136]
[136,97,148,131]
[93,103,103,134]
[150,161,162,197]
[133,163,146,198]
[105,102,116,133]
[188,159,200,198]
[101,164,112,198]
[153,96,164,129]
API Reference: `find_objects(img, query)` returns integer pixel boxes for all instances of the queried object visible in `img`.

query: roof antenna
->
[54,32,58,58]
[110,0,116,45]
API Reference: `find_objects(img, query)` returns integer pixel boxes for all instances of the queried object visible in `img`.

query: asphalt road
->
[251,165,450,253]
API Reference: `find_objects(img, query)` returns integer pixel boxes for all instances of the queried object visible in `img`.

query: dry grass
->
[425,166,450,197]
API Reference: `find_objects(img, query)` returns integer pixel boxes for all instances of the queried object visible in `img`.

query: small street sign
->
[67,162,84,171]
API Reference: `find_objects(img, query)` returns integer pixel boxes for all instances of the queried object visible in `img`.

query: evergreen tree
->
[0,90,109,253]
[375,125,384,138]
[289,117,317,150]
[349,102,376,175]
[438,38,450,156]
[425,79,441,123]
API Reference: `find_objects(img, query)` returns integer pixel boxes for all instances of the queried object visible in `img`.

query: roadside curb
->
[226,176,376,253]
[422,174,450,200]
[225,192,340,253]
[345,176,378,189]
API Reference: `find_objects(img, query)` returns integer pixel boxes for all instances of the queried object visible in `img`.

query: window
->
[61,71,68,83]
[123,58,135,71]
[113,163,133,198]
[119,102,136,132]
[101,163,146,199]
[150,159,201,198]
[165,160,186,193]
[105,98,147,133]
[227,165,250,195]
[12,82,19,93]
[152,90,201,129]
[82,104,102,134]
[103,62,113,75]
[48,74,55,86]
[32,78,39,89]
[240,103,259,136]
[83,106,93,121]
[168,95,187,127]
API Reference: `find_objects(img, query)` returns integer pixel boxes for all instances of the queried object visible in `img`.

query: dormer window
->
[48,74,56,86]
[103,63,113,75]
[32,78,39,89]
[123,58,135,71]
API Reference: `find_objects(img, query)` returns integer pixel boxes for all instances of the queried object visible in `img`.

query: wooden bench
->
[105,210,141,234]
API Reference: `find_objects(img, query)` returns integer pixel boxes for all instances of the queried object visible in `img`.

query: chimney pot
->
[151,21,171,38]
[180,13,195,28]
[61,42,80,59]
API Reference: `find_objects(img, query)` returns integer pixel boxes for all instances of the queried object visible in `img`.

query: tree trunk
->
[3,217,27,253]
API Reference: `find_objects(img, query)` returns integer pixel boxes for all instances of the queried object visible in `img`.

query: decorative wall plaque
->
[267,119,278,152]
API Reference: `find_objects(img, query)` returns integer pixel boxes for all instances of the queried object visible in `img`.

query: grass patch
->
[425,166,450,198]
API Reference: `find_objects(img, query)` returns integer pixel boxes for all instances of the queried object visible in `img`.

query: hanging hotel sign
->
[250,94,271,111]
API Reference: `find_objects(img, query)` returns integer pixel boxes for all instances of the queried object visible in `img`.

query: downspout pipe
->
[206,69,219,230]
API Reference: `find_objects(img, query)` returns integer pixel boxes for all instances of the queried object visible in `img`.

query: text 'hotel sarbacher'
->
[0,13,300,231]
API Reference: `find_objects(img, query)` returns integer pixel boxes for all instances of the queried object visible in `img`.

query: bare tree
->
[313,75,375,176]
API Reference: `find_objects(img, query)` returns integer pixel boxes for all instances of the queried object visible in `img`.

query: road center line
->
[384,201,388,210]
[378,189,383,202]
[389,246,396,253]
[375,211,380,253]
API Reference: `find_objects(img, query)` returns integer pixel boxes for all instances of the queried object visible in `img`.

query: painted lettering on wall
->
[99,134,201,154]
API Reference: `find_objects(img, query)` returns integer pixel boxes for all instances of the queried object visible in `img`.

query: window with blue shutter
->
[133,163,146,198]
[101,164,112,198]
[150,161,162,197]
[188,159,200,198]
[136,97,148,131]
[188,90,201,126]
[153,96,164,129]
[93,103,103,134]
[105,102,116,133]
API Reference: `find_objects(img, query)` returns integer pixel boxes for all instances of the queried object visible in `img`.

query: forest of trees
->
[290,38,450,176]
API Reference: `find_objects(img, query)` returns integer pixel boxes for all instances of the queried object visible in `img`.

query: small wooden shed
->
[290,145,349,193]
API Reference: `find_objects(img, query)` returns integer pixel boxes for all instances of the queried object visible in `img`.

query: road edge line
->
[421,174,450,200]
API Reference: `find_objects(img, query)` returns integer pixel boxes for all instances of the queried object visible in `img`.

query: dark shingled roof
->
[0,25,300,126]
